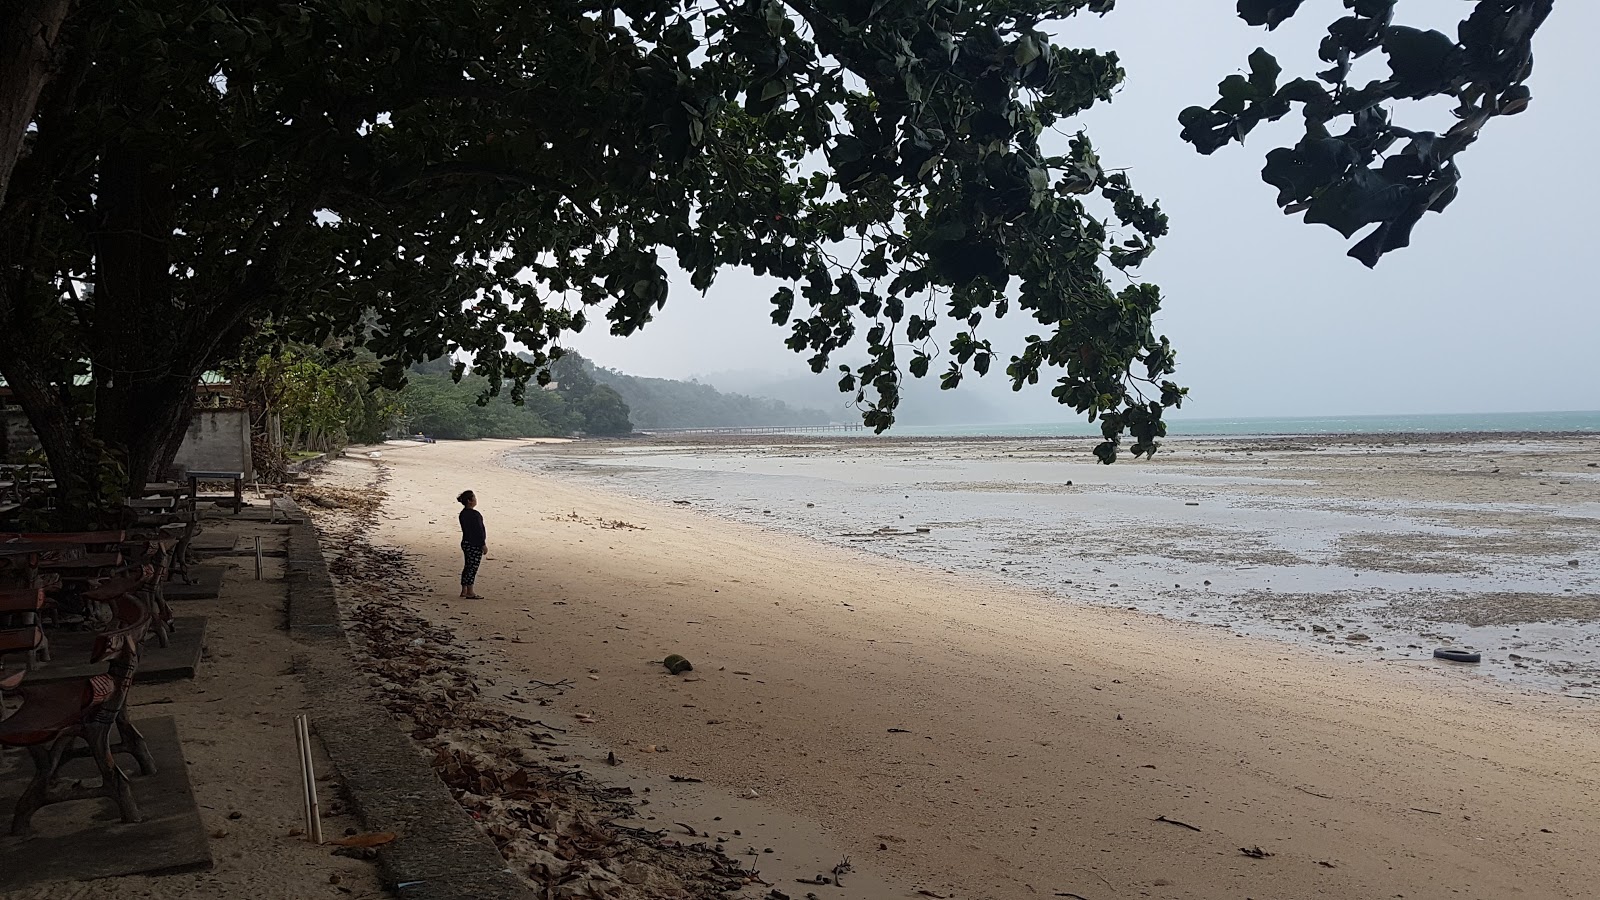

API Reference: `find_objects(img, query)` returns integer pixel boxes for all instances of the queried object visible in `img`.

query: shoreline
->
[355,438,1600,899]
[516,433,1600,698]
[614,428,1600,447]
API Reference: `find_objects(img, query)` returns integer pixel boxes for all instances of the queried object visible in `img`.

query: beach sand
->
[358,438,1600,900]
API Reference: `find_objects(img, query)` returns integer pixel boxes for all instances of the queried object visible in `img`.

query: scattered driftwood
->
[669,774,704,783]
[832,856,853,887]
[840,527,919,539]
[1239,846,1274,859]
[1056,893,1094,900]
[1295,786,1335,799]
[549,511,647,530]
[1410,807,1443,815]
[528,678,574,690]
[1154,815,1202,832]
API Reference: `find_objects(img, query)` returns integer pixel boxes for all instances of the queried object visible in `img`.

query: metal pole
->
[295,715,324,843]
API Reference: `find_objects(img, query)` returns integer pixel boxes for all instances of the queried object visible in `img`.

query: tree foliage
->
[235,347,400,452]
[1181,1,1550,267]
[0,0,1551,514]
[399,373,565,441]
[398,364,633,439]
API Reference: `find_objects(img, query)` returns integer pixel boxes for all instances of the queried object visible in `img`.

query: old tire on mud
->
[1433,648,1481,664]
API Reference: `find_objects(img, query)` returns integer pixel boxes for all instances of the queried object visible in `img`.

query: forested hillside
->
[402,355,631,439]
[553,353,834,430]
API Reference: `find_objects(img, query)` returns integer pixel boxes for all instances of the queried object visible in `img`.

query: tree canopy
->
[0,0,1552,515]
[1181,1,1550,267]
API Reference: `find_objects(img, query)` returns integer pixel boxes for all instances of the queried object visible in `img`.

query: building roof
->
[0,371,231,390]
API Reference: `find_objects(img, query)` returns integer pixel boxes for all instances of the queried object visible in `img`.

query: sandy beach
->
[350,436,1600,900]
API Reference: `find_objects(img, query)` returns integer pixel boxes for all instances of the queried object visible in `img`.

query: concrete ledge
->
[285,506,342,642]
[285,518,533,900]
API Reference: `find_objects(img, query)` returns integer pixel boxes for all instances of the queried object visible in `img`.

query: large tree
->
[0,0,1551,519]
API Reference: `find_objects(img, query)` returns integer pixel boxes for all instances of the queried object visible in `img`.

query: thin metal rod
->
[295,715,323,843]
[295,716,313,839]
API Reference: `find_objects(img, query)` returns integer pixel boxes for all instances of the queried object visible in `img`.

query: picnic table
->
[185,470,244,514]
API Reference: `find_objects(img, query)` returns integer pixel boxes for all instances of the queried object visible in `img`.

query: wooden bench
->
[185,471,245,514]
[138,482,192,499]
[91,542,176,646]
[0,587,49,670]
[0,592,157,834]
[38,552,124,573]
[2,530,128,550]
[125,497,176,512]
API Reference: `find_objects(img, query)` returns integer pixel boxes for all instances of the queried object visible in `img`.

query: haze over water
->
[738,410,1600,439]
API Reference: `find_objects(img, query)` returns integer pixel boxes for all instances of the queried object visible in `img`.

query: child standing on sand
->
[458,490,486,599]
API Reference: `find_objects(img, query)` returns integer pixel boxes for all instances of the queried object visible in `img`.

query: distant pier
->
[640,424,864,436]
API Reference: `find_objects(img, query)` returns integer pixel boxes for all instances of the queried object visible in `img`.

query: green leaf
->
[1247,48,1280,93]
[1013,35,1041,66]
[1380,26,1460,98]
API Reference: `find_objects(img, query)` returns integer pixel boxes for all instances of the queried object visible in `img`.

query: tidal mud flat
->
[515,432,1600,697]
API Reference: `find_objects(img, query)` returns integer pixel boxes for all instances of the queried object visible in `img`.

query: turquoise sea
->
[847,410,1600,438]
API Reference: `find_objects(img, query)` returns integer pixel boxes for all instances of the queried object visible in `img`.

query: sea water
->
[792,410,1600,438]
[513,433,1600,697]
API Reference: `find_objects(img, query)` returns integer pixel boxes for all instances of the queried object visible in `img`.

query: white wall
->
[2,407,252,481]
[171,409,253,481]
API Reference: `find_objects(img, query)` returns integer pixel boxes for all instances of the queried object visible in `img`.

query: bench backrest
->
[1,530,127,547]
[0,588,45,612]
[90,595,152,721]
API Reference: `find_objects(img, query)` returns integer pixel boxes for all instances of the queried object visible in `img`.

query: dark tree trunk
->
[93,375,196,495]
[88,142,186,495]
[0,354,97,526]
[0,0,72,204]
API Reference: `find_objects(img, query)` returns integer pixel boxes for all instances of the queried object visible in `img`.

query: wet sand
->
[365,437,1600,900]
[521,433,1600,695]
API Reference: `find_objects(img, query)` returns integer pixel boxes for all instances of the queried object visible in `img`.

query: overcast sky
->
[566,1,1598,421]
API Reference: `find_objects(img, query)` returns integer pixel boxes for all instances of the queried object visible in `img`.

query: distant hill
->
[552,352,835,430]
[696,366,1020,426]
